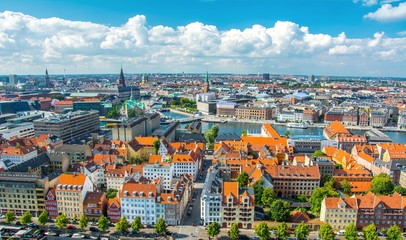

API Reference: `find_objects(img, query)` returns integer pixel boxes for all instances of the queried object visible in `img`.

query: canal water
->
[162,111,406,144]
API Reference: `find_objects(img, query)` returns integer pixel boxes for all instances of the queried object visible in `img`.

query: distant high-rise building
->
[263,73,270,80]
[119,67,126,86]
[8,74,17,86]
[204,71,209,93]
[308,75,315,81]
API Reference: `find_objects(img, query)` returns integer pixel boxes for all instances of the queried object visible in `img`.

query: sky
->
[0,0,405,77]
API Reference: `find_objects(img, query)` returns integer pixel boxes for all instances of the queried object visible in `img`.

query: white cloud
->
[364,2,406,21]
[0,11,405,76]
[353,0,378,6]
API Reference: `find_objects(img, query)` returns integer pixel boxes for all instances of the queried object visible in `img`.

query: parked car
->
[89,227,100,232]
[71,233,85,238]
[60,233,72,237]
[44,232,58,236]
[67,225,76,230]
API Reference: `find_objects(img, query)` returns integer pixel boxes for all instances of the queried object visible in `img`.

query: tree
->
[345,223,358,240]
[284,130,290,137]
[371,173,394,195]
[312,150,327,157]
[211,125,219,138]
[20,211,32,225]
[261,187,277,208]
[98,215,109,231]
[341,179,352,195]
[319,223,335,240]
[275,222,290,240]
[255,222,270,240]
[108,104,120,118]
[386,224,402,240]
[363,223,378,240]
[204,130,215,144]
[207,222,220,238]
[79,215,89,231]
[229,222,240,240]
[180,97,189,106]
[5,210,15,224]
[321,174,333,188]
[296,194,308,202]
[242,129,248,136]
[153,140,160,155]
[55,213,68,230]
[38,210,49,226]
[154,218,167,235]
[106,188,118,199]
[236,172,249,187]
[294,222,309,240]
[131,216,143,232]
[253,180,265,205]
[116,217,129,233]
[270,200,291,222]
[310,187,339,215]
[394,186,406,195]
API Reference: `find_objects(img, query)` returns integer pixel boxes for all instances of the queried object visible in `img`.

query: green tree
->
[270,200,291,222]
[207,222,221,238]
[296,194,308,202]
[108,104,120,118]
[363,223,378,240]
[394,186,406,195]
[255,222,270,240]
[294,222,309,240]
[310,187,339,215]
[171,100,178,106]
[79,215,89,231]
[242,129,248,136]
[38,210,49,226]
[253,180,265,205]
[312,150,327,157]
[106,188,118,199]
[211,125,219,138]
[261,187,277,208]
[153,140,160,155]
[284,130,290,137]
[236,172,249,187]
[5,210,15,224]
[228,222,240,240]
[116,217,129,233]
[180,97,189,106]
[98,215,109,231]
[275,222,290,240]
[154,218,167,235]
[20,211,32,225]
[341,179,352,195]
[371,173,394,195]
[344,223,358,240]
[204,130,215,144]
[319,223,335,240]
[131,216,143,232]
[321,174,333,187]
[386,224,402,240]
[55,213,68,230]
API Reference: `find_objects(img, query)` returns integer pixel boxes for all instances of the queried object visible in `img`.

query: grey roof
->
[178,133,206,143]
[7,153,50,172]
[56,144,89,153]
[215,133,241,142]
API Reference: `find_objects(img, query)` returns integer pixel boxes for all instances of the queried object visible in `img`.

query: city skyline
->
[0,0,405,77]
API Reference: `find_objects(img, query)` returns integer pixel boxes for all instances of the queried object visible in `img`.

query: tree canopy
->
[116,217,129,233]
[153,140,160,155]
[270,200,291,222]
[363,223,378,240]
[319,223,335,240]
[255,222,271,240]
[154,218,167,235]
[341,179,352,195]
[386,224,402,240]
[394,186,406,195]
[236,172,249,187]
[344,223,358,240]
[5,210,15,224]
[131,216,143,232]
[20,211,32,225]
[312,150,327,157]
[98,215,109,231]
[275,222,290,240]
[38,210,49,226]
[253,179,265,205]
[55,213,68,230]
[261,187,277,208]
[79,215,89,230]
[207,222,220,238]
[106,188,118,199]
[228,222,240,240]
[371,173,394,195]
[294,222,309,240]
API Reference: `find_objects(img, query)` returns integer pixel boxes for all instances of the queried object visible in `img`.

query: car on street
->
[89,227,100,232]
[44,232,58,236]
[71,233,85,238]
[60,233,72,237]
[67,225,76,230]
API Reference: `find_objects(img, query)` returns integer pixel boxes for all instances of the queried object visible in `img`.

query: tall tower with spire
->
[204,71,209,93]
[45,69,51,88]
[119,67,126,86]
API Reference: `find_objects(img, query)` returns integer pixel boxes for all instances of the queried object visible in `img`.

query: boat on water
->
[201,118,228,123]
[286,122,308,129]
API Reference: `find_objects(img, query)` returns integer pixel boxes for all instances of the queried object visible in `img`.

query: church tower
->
[204,71,209,93]
[45,69,51,88]
[119,67,126,86]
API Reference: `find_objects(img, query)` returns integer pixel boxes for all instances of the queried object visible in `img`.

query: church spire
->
[45,69,51,88]
[204,71,209,93]
[119,67,126,86]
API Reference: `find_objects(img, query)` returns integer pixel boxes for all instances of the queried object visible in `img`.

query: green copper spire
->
[205,71,209,93]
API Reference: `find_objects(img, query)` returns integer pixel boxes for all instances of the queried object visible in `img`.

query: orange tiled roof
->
[223,181,239,204]
[93,154,117,165]
[357,152,374,163]
[55,100,73,106]
[324,197,358,209]
[119,182,157,199]
[56,173,87,191]
[134,137,158,146]
[172,154,195,163]
[148,154,162,164]
[262,123,281,139]
[324,121,350,139]
[0,146,36,156]
[349,181,372,193]
[108,198,120,208]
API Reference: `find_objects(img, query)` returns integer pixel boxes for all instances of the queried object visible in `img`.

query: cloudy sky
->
[0,0,405,77]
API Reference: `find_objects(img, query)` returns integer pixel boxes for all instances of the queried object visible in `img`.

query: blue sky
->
[0,0,405,76]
